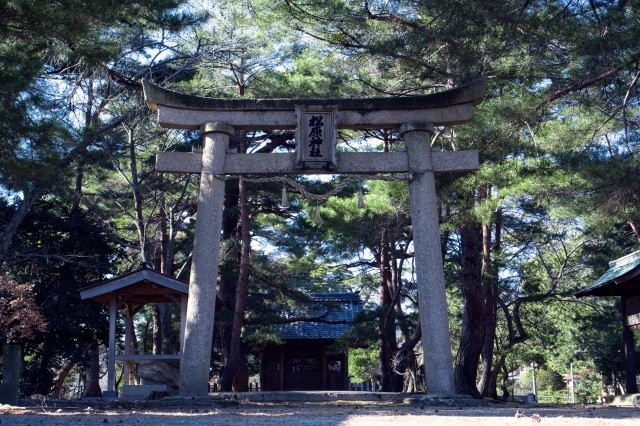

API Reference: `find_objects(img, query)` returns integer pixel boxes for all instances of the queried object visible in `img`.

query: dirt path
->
[2,402,640,425]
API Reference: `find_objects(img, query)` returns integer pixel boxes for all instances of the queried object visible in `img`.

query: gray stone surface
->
[156,104,476,130]
[144,75,486,131]
[402,122,456,395]
[120,384,170,400]
[610,393,640,407]
[156,150,479,175]
[149,78,487,398]
[143,77,486,112]
[179,123,233,396]
[222,391,485,405]
[138,362,179,388]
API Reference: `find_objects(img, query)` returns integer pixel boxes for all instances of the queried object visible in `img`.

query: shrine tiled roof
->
[575,250,640,298]
[268,292,363,340]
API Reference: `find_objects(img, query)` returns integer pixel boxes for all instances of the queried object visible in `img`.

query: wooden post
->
[0,344,22,405]
[343,352,349,390]
[322,352,328,390]
[280,349,285,391]
[621,296,639,393]
[124,306,134,385]
[107,295,117,394]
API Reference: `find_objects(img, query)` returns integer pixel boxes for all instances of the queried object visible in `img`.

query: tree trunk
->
[232,346,249,392]
[217,177,241,378]
[628,219,640,243]
[0,186,43,266]
[126,125,151,266]
[82,342,103,397]
[378,231,400,391]
[479,207,501,399]
[454,223,484,398]
[51,361,75,398]
[221,171,252,391]
[159,178,184,353]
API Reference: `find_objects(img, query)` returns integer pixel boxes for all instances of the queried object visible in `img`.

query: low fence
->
[509,392,573,404]
[349,382,379,392]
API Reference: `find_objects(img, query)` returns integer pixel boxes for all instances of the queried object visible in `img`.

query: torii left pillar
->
[179,122,234,396]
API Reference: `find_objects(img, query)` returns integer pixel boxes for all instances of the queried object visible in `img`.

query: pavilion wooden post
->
[179,123,234,396]
[280,350,285,391]
[621,297,639,393]
[107,295,117,394]
[124,306,135,385]
[402,122,455,395]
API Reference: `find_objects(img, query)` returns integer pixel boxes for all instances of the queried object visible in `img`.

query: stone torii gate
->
[143,76,487,396]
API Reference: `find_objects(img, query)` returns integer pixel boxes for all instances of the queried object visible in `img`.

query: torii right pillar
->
[402,122,456,395]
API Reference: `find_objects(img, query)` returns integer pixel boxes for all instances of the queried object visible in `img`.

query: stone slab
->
[156,104,476,130]
[101,391,118,398]
[155,150,479,175]
[207,391,488,406]
[610,393,640,407]
[143,77,486,113]
[120,385,169,400]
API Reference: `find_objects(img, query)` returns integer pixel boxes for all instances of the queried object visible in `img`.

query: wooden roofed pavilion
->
[576,250,640,394]
[79,264,188,395]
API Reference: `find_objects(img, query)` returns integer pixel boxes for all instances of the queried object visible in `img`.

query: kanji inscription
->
[295,105,337,169]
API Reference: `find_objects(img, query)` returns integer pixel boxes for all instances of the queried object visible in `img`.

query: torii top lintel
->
[142,76,487,131]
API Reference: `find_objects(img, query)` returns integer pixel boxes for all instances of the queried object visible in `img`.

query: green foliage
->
[575,369,605,404]
[537,389,570,404]
[3,200,119,395]
[348,346,379,383]
[519,366,566,392]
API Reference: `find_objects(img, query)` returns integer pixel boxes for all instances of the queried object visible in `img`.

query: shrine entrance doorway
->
[142,76,487,396]
[261,342,347,392]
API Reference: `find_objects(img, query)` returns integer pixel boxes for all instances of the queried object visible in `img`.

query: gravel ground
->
[2,400,640,426]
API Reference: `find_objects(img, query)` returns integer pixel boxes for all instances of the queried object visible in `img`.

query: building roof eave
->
[575,250,640,298]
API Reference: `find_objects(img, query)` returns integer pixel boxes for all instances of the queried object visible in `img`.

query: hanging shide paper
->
[281,185,289,208]
[357,188,365,209]
[313,206,323,225]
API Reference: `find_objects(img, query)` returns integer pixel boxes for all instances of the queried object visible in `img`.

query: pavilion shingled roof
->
[79,264,188,306]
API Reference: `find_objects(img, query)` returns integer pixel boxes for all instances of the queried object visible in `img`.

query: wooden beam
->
[80,269,188,300]
[114,354,181,363]
[115,287,184,296]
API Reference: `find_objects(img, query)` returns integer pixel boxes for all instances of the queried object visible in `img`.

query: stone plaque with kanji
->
[295,105,337,170]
